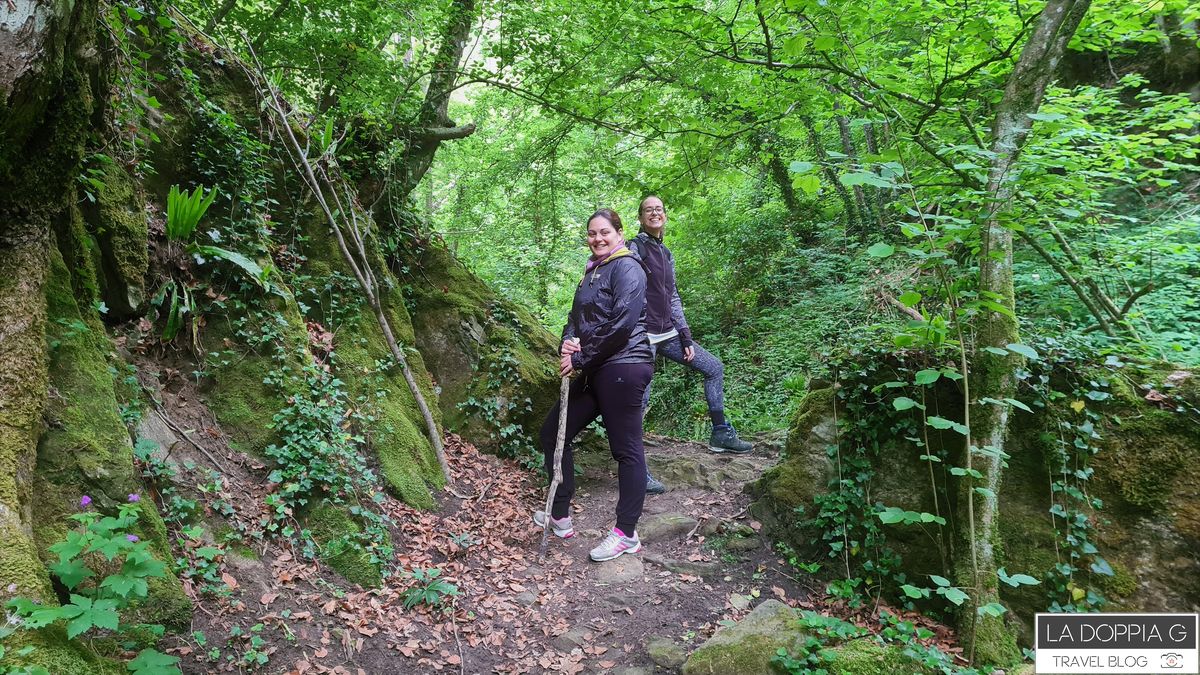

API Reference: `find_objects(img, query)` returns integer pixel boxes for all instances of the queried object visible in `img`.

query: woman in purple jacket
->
[533,208,654,562]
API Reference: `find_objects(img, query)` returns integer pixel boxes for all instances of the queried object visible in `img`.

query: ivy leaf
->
[997,567,1041,587]
[877,507,907,524]
[866,242,895,258]
[1090,558,1115,576]
[939,586,970,606]
[977,602,1007,617]
[128,648,181,675]
[1003,393,1032,410]
[929,575,951,588]
[1070,400,1086,413]
[900,584,926,599]
[1006,343,1039,359]
[927,416,968,435]
[914,369,940,385]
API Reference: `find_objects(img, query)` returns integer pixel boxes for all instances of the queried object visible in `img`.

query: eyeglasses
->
[641,206,665,214]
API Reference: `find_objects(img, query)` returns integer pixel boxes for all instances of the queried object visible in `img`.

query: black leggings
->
[540,361,653,535]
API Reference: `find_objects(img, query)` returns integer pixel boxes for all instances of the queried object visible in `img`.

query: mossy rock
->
[84,160,149,318]
[1097,408,1196,519]
[682,600,805,675]
[202,298,306,457]
[32,241,191,628]
[752,387,836,511]
[405,244,559,455]
[827,638,931,674]
[290,200,443,506]
[306,502,385,588]
[1,627,124,674]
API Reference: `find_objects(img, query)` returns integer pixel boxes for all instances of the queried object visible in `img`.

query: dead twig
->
[149,403,226,472]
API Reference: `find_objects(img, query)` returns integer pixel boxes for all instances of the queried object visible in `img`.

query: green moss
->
[0,233,53,602]
[682,633,799,675]
[828,638,930,674]
[2,627,123,674]
[1099,559,1138,599]
[290,210,444,506]
[755,387,836,511]
[404,245,560,454]
[90,161,149,315]
[34,243,191,627]
[202,303,304,456]
[1101,410,1193,513]
[305,502,384,588]
[969,619,1021,668]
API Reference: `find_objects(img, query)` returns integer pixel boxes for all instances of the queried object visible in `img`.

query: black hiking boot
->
[645,473,667,495]
[709,424,753,454]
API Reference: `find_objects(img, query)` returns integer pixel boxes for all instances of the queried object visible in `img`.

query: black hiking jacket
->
[626,231,693,348]
[561,249,653,373]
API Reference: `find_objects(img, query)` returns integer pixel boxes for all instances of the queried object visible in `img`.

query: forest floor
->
[143,373,828,674]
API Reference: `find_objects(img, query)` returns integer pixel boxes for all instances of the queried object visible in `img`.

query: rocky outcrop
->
[681,600,923,675]
[406,244,560,457]
[753,369,1200,645]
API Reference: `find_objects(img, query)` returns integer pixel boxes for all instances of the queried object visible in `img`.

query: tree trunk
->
[204,0,238,33]
[834,100,873,240]
[396,0,479,203]
[756,130,819,246]
[1,0,99,599]
[961,0,1091,665]
[802,115,860,239]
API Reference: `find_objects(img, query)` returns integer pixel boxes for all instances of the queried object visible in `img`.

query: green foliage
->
[166,185,218,241]
[4,499,179,674]
[400,567,459,610]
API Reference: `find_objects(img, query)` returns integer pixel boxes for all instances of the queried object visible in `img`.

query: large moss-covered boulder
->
[406,244,560,456]
[754,367,1200,646]
[84,160,149,318]
[35,235,191,629]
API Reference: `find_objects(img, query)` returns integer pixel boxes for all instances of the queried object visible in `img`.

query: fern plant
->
[166,184,217,241]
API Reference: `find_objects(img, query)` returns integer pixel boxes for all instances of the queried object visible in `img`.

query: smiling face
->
[587,215,622,258]
[638,196,667,237]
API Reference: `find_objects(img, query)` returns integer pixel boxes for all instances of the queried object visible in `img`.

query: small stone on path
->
[638,513,698,541]
[594,554,644,585]
[647,637,687,668]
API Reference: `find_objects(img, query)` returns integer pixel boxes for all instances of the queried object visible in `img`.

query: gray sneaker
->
[710,424,753,454]
[645,473,666,495]
[532,511,576,539]
[589,529,642,562]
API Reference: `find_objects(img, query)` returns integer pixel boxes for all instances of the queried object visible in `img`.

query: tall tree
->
[962,0,1092,662]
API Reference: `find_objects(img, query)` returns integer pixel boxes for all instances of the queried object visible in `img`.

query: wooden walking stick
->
[538,375,572,562]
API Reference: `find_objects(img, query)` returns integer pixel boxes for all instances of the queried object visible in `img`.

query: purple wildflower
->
[126,534,140,542]
[6,583,16,593]
[127,493,140,503]
[80,495,92,508]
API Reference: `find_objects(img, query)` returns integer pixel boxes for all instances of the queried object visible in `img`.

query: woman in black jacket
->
[533,208,654,562]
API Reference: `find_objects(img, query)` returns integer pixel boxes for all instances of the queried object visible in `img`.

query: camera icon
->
[1162,652,1184,668]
